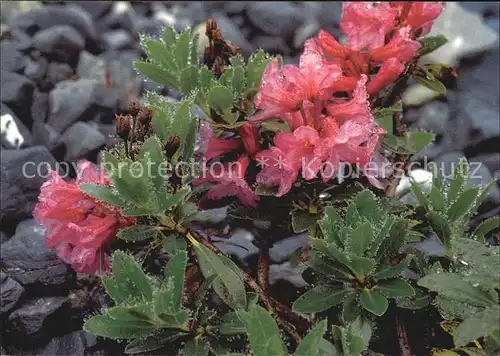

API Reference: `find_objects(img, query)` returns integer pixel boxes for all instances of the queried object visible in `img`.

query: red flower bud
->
[239,123,259,156]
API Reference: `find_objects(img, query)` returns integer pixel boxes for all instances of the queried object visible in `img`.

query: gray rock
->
[24,56,49,82]
[247,2,306,37]
[76,51,106,85]
[46,62,73,86]
[47,79,99,133]
[473,153,500,175]
[294,21,321,50]
[7,296,68,343]
[100,2,137,35]
[0,146,58,233]
[0,271,25,315]
[3,28,33,51]
[102,29,134,51]
[59,122,106,161]
[214,228,258,263]
[269,262,308,288]
[0,219,74,293]
[252,35,290,55]
[410,101,451,133]
[1,231,10,243]
[0,71,35,109]
[33,25,85,62]
[210,14,253,54]
[269,233,308,264]
[1,103,32,148]
[35,330,97,356]
[318,2,342,28]
[31,90,49,124]
[8,4,97,44]
[0,42,27,73]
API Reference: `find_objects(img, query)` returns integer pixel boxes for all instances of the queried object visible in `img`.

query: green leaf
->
[342,297,362,324]
[418,273,498,308]
[112,161,153,208]
[124,330,183,354]
[429,185,447,212]
[447,187,480,222]
[83,315,155,340]
[134,61,179,88]
[474,180,496,211]
[405,131,436,154]
[473,216,500,240]
[419,35,449,56]
[409,178,429,210]
[162,251,188,310]
[354,190,381,222]
[359,290,389,316]
[448,157,469,203]
[218,312,246,336]
[292,210,319,233]
[162,25,177,47]
[183,338,210,356]
[102,277,129,305]
[80,184,125,206]
[246,50,273,92]
[142,38,177,72]
[182,117,199,163]
[260,119,291,133]
[117,225,160,242]
[170,99,194,163]
[454,307,500,347]
[191,240,247,310]
[292,285,350,313]
[318,206,344,246]
[372,259,409,281]
[139,136,167,194]
[295,320,328,356]
[395,287,431,310]
[375,279,415,298]
[426,211,452,249]
[112,251,154,302]
[237,306,287,356]
[207,86,234,113]
[162,235,187,255]
[348,223,373,256]
[232,65,245,95]
[180,65,200,95]
[160,188,191,211]
[375,114,394,133]
[414,74,447,94]
[106,305,154,322]
[349,257,376,278]
[157,309,189,327]
[175,28,191,71]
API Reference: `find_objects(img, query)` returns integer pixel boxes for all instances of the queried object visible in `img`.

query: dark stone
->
[95,123,117,148]
[5,28,33,52]
[32,25,85,63]
[47,79,99,133]
[0,146,57,234]
[0,42,27,73]
[8,5,97,45]
[6,296,69,346]
[0,71,35,120]
[0,271,25,316]
[1,103,33,148]
[34,330,98,356]
[101,29,134,51]
[0,231,10,243]
[24,56,49,83]
[76,1,113,20]
[46,62,73,86]
[59,121,106,162]
[31,122,64,157]
[100,6,137,34]
[0,219,74,294]
[31,90,49,123]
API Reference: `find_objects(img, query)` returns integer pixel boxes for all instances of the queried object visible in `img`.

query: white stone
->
[0,114,24,149]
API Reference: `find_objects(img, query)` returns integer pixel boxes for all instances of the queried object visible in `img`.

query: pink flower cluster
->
[34,161,135,274]
[197,1,444,205]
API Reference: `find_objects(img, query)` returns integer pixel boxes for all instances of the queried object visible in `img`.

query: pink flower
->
[327,75,372,125]
[250,41,342,121]
[256,147,299,197]
[340,2,399,50]
[366,58,405,95]
[273,126,323,180]
[239,123,260,155]
[205,134,242,161]
[406,2,444,35]
[318,29,349,59]
[370,27,421,63]
[34,161,135,275]
[199,155,259,207]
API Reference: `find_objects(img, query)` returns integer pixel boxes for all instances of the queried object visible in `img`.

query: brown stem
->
[257,245,269,292]
[179,226,311,344]
[396,313,413,356]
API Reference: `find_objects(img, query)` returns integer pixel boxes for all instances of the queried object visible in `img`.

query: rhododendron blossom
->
[197,155,259,207]
[34,161,135,274]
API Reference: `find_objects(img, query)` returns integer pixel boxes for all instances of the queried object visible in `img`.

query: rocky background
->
[0,1,499,355]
